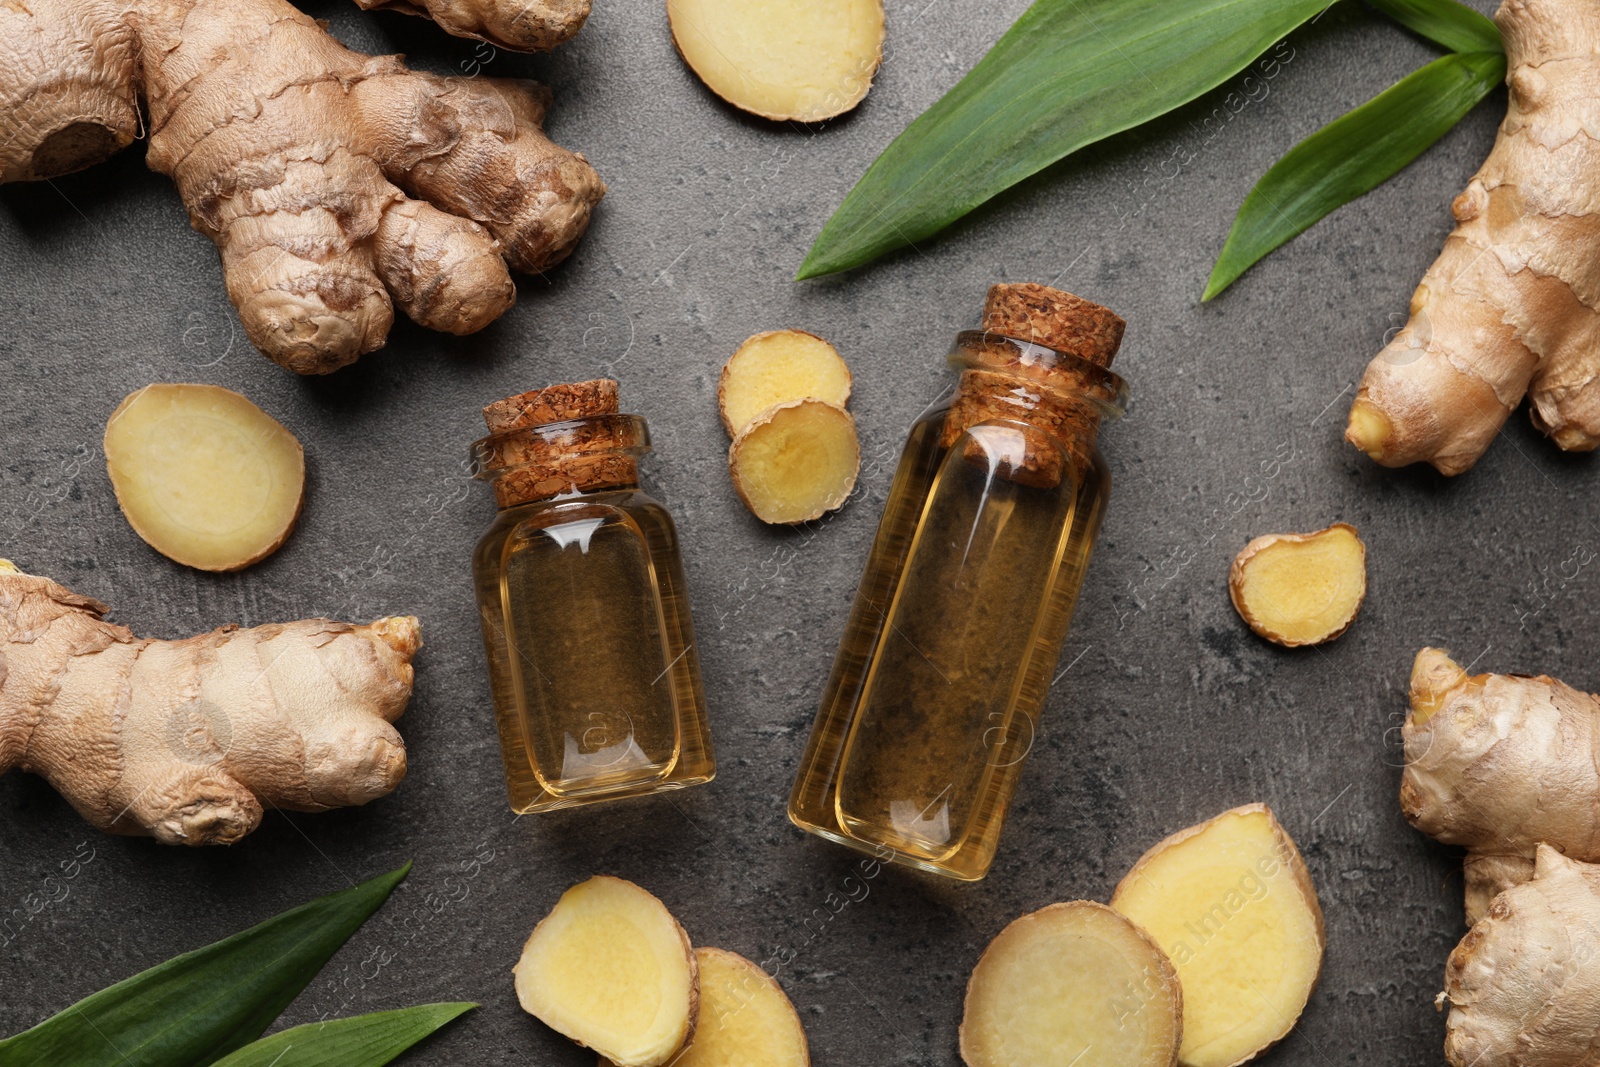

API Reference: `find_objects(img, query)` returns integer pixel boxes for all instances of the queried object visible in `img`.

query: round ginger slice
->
[103,383,305,572]
[515,876,698,1067]
[601,948,810,1067]
[729,399,859,524]
[719,330,853,436]
[960,900,1182,1067]
[1228,523,1367,647]
[667,0,885,122]
[1110,804,1326,1067]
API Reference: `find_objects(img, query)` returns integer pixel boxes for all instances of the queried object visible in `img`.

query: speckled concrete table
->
[1,1,1579,1063]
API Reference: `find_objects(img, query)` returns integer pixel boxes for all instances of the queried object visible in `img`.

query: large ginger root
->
[0,561,420,844]
[515,876,698,1067]
[0,0,605,375]
[1439,845,1600,1067]
[959,901,1182,1067]
[1110,804,1325,1067]
[1401,647,1600,922]
[1346,0,1600,474]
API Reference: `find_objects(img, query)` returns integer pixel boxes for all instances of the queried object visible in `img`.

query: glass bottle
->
[788,284,1129,880]
[471,379,714,813]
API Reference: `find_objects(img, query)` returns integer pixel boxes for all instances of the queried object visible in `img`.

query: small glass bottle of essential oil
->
[471,379,714,813]
[788,283,1129,881]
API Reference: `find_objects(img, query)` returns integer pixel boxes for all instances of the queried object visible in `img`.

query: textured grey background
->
[0,0,1582,1063]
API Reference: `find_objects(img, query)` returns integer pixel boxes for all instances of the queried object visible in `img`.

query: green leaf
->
[210,1004,476,1067]
[1365,0,1502,54]
[797,0,1329,280]
[0,864,410,1067]
[1203,49,1504,299]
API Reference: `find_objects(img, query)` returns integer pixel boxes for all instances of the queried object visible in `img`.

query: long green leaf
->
[0,864,410,1067]
[797,0,1328,279]
[1366,0,1501,53]
[210,1004,476,1067]
[1203,49,1504,299]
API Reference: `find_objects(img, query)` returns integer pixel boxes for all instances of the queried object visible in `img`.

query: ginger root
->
[959,901,1182,1067]
[718,330,853,437]
[1440,845,1600,1067]
[1110,804,1325,1067]
[0,0,605,375]
[728,399,860,524]
[602,948,810,1067]
[1346,0,1600,474]
[104,384,305,572]
[1401,647,1600,922]
[1228,524,1366,647]
[0,562,419,844]
[667,0,885,122]
[515,876,698,1067]
[353,0,588,52]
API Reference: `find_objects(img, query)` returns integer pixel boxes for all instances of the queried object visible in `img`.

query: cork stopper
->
[941,284,1126,489]
[982,282,1124,367]
[475,379,642,507]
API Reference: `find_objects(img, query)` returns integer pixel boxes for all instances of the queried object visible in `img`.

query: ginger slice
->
[959,901,1182,1067]
[666,0,885,122]
[1228,523,1366,647]
[1111,804,1325,1067]
[515,876,698,1067]
[718,330,853,436]
[103,383,305,572]
[601,948,809,1067]
[728,399,859,524]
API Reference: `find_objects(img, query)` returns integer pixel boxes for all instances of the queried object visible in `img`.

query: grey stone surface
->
[0,0,1579,1063]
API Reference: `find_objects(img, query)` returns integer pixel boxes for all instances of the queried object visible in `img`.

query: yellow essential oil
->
[789,284,1128,880]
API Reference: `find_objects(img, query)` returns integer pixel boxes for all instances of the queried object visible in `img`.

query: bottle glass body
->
[472,419,713,813]
[788,335,1124,880]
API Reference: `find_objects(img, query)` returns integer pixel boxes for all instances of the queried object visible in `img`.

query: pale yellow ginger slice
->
[959,901,1182,1067]
[719,330,853,436]
[729,399,859,524]
[1228,523,1366,647]
[515,876,698,1067]
[601,947,809,1067]
[666,0,885,122]
[1111,804,1325,1067]
[103,383,305,572]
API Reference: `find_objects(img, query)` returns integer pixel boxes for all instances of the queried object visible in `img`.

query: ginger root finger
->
[1228,523,1367,647]
[1110,804,1325,1067]
[0,563,419,845]
[667,0,885,122]
[515,876,698,1067]
[1401,647,1600,923]
[959,901,1182,1067]
[1346,0,1600,474]
[718,330,853,436]
[601,948,809,1067]
[1441,845,1600,1067]
[103,384,305,572]
[0,0,139,183]
[728,399,860,524]
[352,0,588,52]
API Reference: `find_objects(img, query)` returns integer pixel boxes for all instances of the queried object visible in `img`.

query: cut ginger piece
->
[1228,523,1366,647]
[515,876,698,1067]
[103,383,305,572]
[719,330,852,436]
[1111,804,1325,1067]
[959,901,1181,1067]
[601,948,810,1067]
[666,0,885,122]
[729,399,859,524]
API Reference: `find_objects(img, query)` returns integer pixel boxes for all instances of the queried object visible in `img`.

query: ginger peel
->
[1228,524,1367,647]
[1347,0,1600,473]
[0,563,420,844]
[0,0,605,374]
